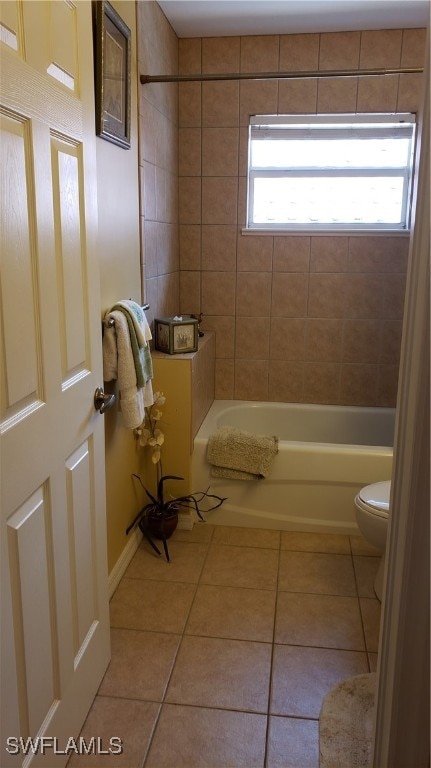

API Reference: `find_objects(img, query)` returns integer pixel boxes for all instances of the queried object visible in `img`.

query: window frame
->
[246,113,417,234]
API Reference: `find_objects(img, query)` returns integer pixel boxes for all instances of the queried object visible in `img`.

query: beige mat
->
[319,672,376,768]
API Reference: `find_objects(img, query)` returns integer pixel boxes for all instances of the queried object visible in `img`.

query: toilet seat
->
[356,480,390,518]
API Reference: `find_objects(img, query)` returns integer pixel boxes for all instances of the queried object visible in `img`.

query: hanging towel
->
[207,426,278,481]
[112,300,153,386]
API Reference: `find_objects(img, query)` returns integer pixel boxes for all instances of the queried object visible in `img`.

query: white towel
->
[103,310,146,428]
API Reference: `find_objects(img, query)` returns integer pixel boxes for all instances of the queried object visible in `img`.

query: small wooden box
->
[154,316,198,354]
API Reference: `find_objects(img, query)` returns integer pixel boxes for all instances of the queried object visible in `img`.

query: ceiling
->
[157,0,429,37]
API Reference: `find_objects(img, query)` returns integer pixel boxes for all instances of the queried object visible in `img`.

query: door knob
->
[94,387,116,414]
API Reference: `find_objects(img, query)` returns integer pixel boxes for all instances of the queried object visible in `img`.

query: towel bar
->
[106,303,150,328]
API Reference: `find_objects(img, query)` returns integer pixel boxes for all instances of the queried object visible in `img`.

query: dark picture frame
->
[93,1,131,149]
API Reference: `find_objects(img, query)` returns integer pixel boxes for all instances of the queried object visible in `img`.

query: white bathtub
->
[192,400,395,535]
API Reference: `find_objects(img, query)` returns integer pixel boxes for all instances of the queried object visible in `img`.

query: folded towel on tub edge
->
[206,425,278,480]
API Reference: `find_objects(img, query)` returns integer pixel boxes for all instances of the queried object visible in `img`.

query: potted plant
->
[126,392,225,561]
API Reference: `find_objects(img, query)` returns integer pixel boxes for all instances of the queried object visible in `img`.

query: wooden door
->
[0,2,110,765]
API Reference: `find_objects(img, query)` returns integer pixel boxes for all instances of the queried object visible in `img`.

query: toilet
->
[354,480,391,601]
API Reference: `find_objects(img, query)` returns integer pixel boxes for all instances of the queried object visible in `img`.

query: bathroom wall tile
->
[381,274,407,319]
[202,543,278,590]
[342,274,384,319]
[147,705,266,768]
[310,237,349,272]
[376,364,399,408]
[268,361,304,403]
[270,645,368,718]
[339,364,379,406]
[165,635,272,712]
[142,161,157,220]
[397,73,424,111]
[178,37,201,74]
[267,716,319,768]
[236,271,272,316]
[239,79,278,125]
[360,29,402,69]
[348,236,409,274]
[202,36,240,73]
[139,98,157,164]
[308,274,345,318]
[98,629,180,701]
[234,359,269,400]
[185,583,276,642]
[271,273,309,317]
[155,166,167,222]
[179,270,201,314]
[237,176,248,226]
[357,74,398,112]
[178,127,201,176]
[110,577,195,634]
[179,224,201,270]
[156,222,179,274]
[238,126,249,176]
[68,696,160,768]
[359,598,382,653]
[143,277,159,328]
[215,358,234,398]
[401,28,427,67]
[201,271,236,315]
[303,362,341,404]
[179,82,201,127]
[305,319,343,362]
[202,81,239,126]
[342,320,381,363]
[319,31,361,70]
[202,177,238,224]
[273,236,311,272]
[156,272,180,317]
[317,77,358,113]
[178,176,201,224]
[277,78,318,114]
[269,318,306,360]
[275,591,364,649]
[237,234,273,271]
[353,556,381,599]
[202,314,235,357]
[279,33,320,71]
[202,127,239,176]
[240,35,280,73]
[368,653,378,673]
[143,220,158,278]
[235,316,270,359]
[281,531,351,554]
[201,225,237,271]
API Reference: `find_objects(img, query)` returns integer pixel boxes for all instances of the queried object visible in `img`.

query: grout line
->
[263,528,282,767]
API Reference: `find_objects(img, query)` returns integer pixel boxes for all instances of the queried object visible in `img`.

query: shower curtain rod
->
[140,65,423,85]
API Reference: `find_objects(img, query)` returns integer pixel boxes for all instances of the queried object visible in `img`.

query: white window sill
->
[241,227,411,237]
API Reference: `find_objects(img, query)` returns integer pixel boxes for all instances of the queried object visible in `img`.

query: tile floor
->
[70,524,381,768]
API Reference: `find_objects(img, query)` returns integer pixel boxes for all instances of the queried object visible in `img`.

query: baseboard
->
[108,527,143,599]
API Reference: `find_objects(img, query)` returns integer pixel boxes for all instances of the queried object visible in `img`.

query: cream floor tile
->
[201,543,279,589]
[98,629,180,702]
[68,696,160,767]
[145,704,267,768]
[350,535,382,556]
[275,592,365,651]
[360,597,382,653]
[368,652,379,672]
[185,583,276,642]
[125,541,209,583]
[212,525,281,549]
[281,531,350,554]
[165,635,272,712]
[353,555,381,598]
[173,522,215,543]
[270,645,368,719]
[267,716,319,768]
[278,551,357,596]
[110,578,196,634]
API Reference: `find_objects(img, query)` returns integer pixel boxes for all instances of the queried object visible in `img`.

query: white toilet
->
[354,480,391,601]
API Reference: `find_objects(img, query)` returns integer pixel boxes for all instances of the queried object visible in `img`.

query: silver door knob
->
[94,387,116,414]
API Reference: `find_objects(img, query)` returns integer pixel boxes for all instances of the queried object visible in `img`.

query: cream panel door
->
[0,3,110,766]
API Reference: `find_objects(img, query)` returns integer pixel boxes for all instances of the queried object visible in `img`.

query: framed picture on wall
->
[93,0,131,149]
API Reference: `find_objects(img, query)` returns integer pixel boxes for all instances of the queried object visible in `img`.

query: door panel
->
[1,3,109,766]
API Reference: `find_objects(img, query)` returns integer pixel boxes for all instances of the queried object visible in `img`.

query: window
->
[247,113,416,232]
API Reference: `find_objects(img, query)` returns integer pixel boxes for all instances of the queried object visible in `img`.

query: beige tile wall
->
[137,1,179,328]
[177,27,426,406]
